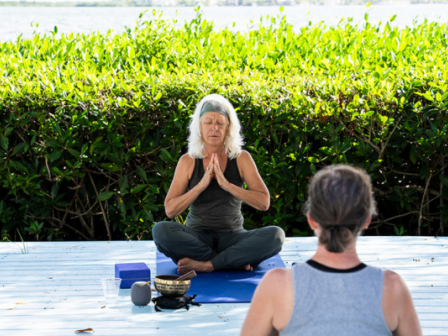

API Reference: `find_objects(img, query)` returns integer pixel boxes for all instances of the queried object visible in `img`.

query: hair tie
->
[326,224,358,232]
[200,100,230,120]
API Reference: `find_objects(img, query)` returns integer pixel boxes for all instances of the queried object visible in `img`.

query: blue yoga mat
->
[156,252,285,303]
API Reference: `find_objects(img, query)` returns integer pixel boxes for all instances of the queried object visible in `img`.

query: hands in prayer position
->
[199,153,230,192]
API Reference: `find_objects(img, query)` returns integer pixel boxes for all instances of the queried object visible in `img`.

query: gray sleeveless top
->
[185,157,244,232]
[280,260,392,336]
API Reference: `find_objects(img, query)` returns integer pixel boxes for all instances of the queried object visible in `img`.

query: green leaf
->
[120,174,129,193]
[125,150,134,162]
[145,210,154,222]
[0,135,8,150]
[11,161,28,173]
[120,200,127,214]
[136,165,148,182]
[336,125,345,133]
[97,191,114,201]
[52,167,61,175]
[310,163,316,175]
[154,92,162,101]
[420,166,430,179]
[68,149,80,158]
[149,185,159,194]
[47,140,62,148]
[90,136,103,155]
[320,147,333,155]
[440,174,448,187]
[129,46,135,59]
[131,184,146,194]
[146,202,159,212]
[13,142,26,154]
[52,122,61,134]
[81,143,88,154]
[409,146,417,164]
[50,149,63,162]
[51,184,59,200]
[99,163,122,171]
[160,148,173,162]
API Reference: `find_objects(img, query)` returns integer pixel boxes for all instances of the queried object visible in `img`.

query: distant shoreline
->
[1,1,448,6]
[0,1,149,6]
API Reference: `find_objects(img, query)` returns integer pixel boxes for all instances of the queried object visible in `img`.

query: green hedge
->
[1,10,448,241]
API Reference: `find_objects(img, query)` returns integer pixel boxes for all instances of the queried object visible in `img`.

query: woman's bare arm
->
[241,268,293,336]
[214,150,270,211]
[164,155,215,218]
[383,270,422,336]
[240,269,281,336]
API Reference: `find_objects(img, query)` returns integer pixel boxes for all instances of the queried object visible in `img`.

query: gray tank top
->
[186,157,244,232]
[280,260,392,336]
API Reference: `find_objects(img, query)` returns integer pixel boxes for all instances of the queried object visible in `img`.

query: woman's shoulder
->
[235,150,254,164]
[177,154,197,178]
[179,153,196,164]
[383,269,404,284]
[238,149,252,158]
[383,269,407,294]
[259,268,292,296]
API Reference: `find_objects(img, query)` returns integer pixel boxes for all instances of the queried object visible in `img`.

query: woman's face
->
[200,112,229,147]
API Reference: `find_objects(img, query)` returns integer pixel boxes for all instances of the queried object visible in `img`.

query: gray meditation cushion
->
[131,281,152,306]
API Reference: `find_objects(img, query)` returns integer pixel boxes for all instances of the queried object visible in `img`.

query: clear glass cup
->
[101,278,121,306]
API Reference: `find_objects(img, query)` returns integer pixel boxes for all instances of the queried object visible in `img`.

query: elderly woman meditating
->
[152,94,285,274]
[241,165,422,336]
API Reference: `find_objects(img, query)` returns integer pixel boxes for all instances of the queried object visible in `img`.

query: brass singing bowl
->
[154,275,191,297]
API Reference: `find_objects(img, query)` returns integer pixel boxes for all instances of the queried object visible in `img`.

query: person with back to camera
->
[152,94,285,274]
[241,164,422,336]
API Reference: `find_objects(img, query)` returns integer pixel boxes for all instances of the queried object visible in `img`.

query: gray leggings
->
[152,221,285,271]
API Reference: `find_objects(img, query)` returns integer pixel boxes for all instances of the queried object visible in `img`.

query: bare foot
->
[177,258,214,274]
[237,264,254,272]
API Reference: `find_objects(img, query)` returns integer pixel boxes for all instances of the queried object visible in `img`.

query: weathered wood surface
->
[0,237,447,335]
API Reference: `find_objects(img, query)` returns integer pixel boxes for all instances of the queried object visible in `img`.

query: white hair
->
[188,94,244,159]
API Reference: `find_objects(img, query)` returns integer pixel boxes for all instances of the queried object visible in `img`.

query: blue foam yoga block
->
[115,263,151,289]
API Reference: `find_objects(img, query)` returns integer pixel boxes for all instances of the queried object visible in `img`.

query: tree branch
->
[370,211,419,226]
[418,172,433,236]
[86,169,112,241]
[379,116,403,159]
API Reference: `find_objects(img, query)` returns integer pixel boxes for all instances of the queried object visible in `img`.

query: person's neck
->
[310,240,362,269]
[203,145,226,157]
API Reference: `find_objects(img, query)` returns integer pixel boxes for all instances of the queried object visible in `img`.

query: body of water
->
[0,5,447,41]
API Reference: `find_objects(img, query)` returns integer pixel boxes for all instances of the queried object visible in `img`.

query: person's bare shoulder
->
[263,268,294,331]
[382,269,404,331]
[383,269,405,292]
[383,270,422,335]
[236,150,257,176]
[177,153,195,177]
[259,268,292,297]
[178,153,194,165]
[238,150,253,162]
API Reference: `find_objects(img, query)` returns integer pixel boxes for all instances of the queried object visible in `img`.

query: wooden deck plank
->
[1,237,447,335]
